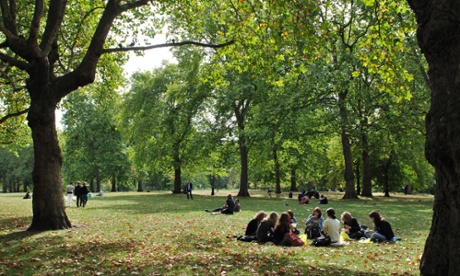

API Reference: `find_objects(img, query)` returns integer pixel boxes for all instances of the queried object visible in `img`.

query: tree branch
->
[28,0,44,46]
[39,0,67,55]
[0,52,29,70]
[102,40,235,54]
[0,108,30,124]
[0,0,17,35]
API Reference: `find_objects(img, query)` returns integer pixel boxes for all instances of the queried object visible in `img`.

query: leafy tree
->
[0,0,232,230]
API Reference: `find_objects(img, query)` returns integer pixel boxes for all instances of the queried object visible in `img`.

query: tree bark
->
[273,147,281,194]
[137,179,143,192]
[237,137,250,197]
[290,167,298,192]
[28,98,71,231]
[361,132,373,197]
[173,149,182,193]
[407,1,460,274]
[339,91,357,199]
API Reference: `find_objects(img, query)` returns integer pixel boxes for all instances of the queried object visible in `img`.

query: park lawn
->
[0,190,432,275]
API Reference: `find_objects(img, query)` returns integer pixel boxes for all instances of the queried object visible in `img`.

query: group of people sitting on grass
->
[238,207,395,246]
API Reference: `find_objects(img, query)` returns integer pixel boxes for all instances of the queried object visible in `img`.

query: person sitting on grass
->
[256,211,278,243]
[368,210,395,242]
[322,208,341,243]
[319,194,328,204]
[305,207,324,232]
[287,210,300,234]
[234,199,241,212]
[341,211,364,240]
[273,212,292,245]
[245,211,268,236]
[206,194,235,215]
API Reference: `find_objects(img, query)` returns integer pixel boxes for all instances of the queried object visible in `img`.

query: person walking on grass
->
[186,181,193,200]
[80,182,89,207]
[75,182,82,207]
[66,182,75,207]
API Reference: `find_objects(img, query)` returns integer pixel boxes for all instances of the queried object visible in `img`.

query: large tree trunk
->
[412,2,460,274]
[339,91,357,199]
[407,1,460,274]
[172,148,182,193]
[28,100,71,231]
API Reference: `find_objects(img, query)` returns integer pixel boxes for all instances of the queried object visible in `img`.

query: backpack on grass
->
[305,224,321,239]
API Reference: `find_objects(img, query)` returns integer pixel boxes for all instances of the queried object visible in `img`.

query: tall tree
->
[0,0,232,230]
[407,1,460,274]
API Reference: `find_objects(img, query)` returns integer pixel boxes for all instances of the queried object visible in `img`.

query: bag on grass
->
[311,236,331,247]
[285,231,304,246]
[305,224,321,239]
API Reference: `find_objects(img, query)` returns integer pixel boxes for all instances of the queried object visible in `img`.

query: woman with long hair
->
[273,212,292,245]
[369,211,394,242]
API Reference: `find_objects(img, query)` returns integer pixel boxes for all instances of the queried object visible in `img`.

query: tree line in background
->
[0,1,433,197]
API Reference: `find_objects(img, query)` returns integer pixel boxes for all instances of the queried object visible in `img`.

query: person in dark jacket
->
[206,194,235,214]
[245,211,268,236]
[273,212,292,245]
[256,212,278,243]
[369,211,395,242]
[75,182,82,207]
[80,182,89,207]
[341,211,364,239]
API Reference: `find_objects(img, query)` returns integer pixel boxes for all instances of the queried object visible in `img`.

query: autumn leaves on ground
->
[0,191,431,275]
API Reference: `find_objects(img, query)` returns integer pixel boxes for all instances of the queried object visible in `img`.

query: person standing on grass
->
[186,181,193,200]
[66,182,75,207]
[322,208,341,243]
[75,182,82,207]
[368,211,395,242]
[80,182,89,207]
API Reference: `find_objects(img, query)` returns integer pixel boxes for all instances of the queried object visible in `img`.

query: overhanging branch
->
[0,108,29,124]
[101,40,235,54]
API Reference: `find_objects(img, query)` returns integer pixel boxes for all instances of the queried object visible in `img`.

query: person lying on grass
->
[206,194,235,215]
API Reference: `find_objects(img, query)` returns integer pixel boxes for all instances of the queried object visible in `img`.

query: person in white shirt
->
[322,208,341,243]
[66,182,75,207]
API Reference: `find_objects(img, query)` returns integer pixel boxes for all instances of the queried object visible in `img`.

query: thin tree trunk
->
[172,147,182,193]
[137,179,143,192]
[273,147,281,194]
[290,167,298,192]
[355,159,361,195]
[111,176,116,192]
[339,91,357,199]
[361,133,373,197]
[237,137,250,197]
[28,101,71,230]
[210,175,215,196]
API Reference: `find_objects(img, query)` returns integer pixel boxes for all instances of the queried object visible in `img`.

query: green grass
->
[0,190,432,275]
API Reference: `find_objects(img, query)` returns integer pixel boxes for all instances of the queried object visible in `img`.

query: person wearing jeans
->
[369,211,395,242]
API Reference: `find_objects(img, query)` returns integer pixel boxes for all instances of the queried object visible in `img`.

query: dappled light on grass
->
[0,192,431,275]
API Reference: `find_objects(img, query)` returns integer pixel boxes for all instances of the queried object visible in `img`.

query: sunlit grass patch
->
[0,191,431,275]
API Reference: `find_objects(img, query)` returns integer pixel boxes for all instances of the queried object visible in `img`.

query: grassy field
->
[0,190,433,275]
